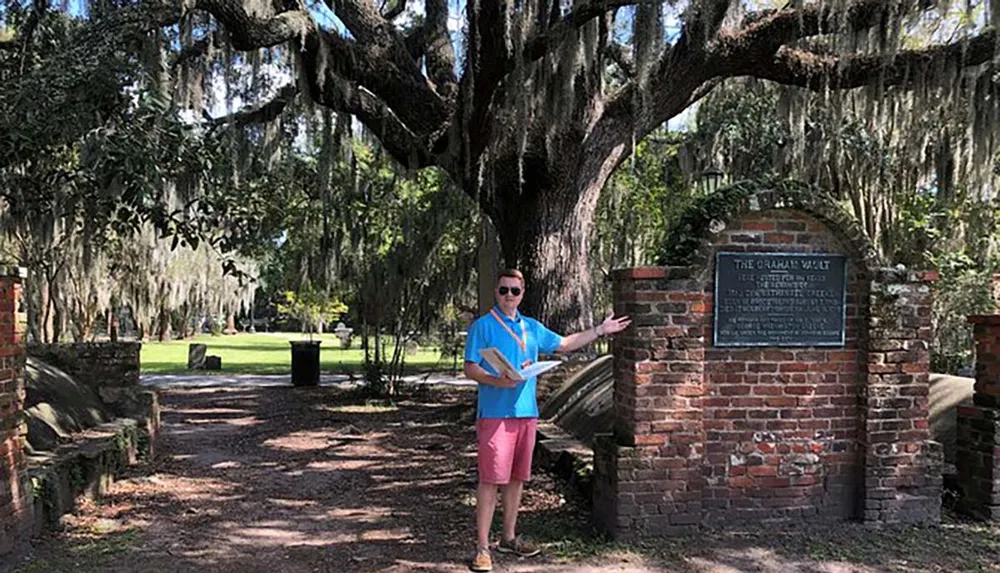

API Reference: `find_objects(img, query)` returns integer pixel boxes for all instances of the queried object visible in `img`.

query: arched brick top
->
[658,179,882,276]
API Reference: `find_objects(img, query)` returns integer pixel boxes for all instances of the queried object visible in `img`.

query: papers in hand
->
[478,347,561,382]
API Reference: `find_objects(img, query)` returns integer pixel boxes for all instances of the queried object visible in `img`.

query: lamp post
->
[700,165,725,195]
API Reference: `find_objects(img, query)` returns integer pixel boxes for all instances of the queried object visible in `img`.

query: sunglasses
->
[498,286,522,296]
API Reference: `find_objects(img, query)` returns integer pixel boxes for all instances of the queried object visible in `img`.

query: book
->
[478,347,561,382]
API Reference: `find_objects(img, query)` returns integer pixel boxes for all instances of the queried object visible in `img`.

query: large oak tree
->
[7,0,998,332]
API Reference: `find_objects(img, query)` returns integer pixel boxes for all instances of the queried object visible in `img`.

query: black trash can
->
[290,340,321,386]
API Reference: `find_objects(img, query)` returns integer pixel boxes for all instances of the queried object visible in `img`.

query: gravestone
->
[203,356,222,370]
[187,344,207,370]
[594,181,941,538]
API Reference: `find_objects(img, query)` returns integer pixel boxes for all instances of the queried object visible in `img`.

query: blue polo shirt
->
[464,306,563,419]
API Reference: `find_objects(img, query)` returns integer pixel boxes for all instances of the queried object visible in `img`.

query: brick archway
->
[593,180,941,537]
[660,179,882,276]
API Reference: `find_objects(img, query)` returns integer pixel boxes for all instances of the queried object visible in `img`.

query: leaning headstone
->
[203,356,222,370]
[187,344,207,370]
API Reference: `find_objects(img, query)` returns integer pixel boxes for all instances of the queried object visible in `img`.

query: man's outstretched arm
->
[556,312,632,353]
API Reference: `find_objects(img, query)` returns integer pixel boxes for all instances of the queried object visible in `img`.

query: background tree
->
[683,8,1000,372]
[592,128,696,310]
[157,0,1000,332]
[7,0,1000,337]
[0,1,267,341]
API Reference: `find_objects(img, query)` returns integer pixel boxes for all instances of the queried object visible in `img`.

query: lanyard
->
[489,309,527,353]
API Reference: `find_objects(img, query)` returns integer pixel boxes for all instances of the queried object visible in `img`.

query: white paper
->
[519,360,562,379]
[478,348,561,382]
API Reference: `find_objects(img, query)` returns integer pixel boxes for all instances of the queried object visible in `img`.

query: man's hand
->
[493,373,520,388]
[465,361,520,388]
[556,311,634,353]
[596,311,631,337]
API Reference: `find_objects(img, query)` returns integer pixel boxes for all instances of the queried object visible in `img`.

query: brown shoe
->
[497,535,540,557]
[470,547,493,572]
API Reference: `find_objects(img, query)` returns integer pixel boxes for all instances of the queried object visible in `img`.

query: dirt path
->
[5,385,1000,573]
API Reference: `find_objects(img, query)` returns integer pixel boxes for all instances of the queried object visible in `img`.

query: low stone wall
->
[28,419,146,530]
[26,342,158,458]
[1,279,159,559]
[27,343,141,414]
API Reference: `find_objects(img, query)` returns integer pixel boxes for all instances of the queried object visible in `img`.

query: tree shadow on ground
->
[7,385,1000,573]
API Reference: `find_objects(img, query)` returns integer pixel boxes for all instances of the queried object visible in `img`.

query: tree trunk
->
[500,176,608,335]
[39,274,53,343]
[180,302,192,338]
[477,218,499,316]
[137,316,150,342]
[157,302,171,341]
[79,307,93,342]
[48,271,65,344]
[492,124,630,334]
[25,268,41,344]
[224,312,237,335]
[108,306,119,342]
[51,289,64,343]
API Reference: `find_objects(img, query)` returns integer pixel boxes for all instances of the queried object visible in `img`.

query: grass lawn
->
[140,332,461,374]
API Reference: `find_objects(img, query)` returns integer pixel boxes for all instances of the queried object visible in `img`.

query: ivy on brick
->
[658,178,882,274]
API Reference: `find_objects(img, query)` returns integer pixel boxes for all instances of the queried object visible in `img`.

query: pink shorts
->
[477,417,538,485]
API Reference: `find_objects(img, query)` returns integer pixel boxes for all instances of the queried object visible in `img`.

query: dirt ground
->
[4,384,999,573]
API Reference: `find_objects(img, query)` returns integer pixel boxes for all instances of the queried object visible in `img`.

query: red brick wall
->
[0,269,31,555]
[861,269,940,523]
[594,208,941,537]
[702,211,863,522]
[956,315,1000,521]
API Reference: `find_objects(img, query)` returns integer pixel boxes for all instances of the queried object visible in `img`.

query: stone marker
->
[203,356,222,371]
[187,344,207,369]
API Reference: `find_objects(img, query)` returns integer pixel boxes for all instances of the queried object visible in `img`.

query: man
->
[463,269,631,572]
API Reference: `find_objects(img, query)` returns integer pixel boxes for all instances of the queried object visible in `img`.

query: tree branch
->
[606,41,634,78]
[194,0,313,50]
[171,36,212,69]
[424,0,456,98]
[404,25,425,59]
[381,0,407,20]
[299,31,434,169]
[327,0,388,39]
[743,29,997,91]
[521,0,641,64]
[713,0,894,64]
[462,0,509,164]
[0,0,49,54]
[192,0,449,153]
[208,84,298,128]
[682,0,733,50]
[324,0,450,136]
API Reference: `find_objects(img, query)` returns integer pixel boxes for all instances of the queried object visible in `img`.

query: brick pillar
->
[593,267,706,538]
[957,314,1000,521]
[861,269,941,524]
[0,267,31,555]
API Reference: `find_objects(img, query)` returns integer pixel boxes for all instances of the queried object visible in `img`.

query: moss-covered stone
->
[27,419,144,529]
